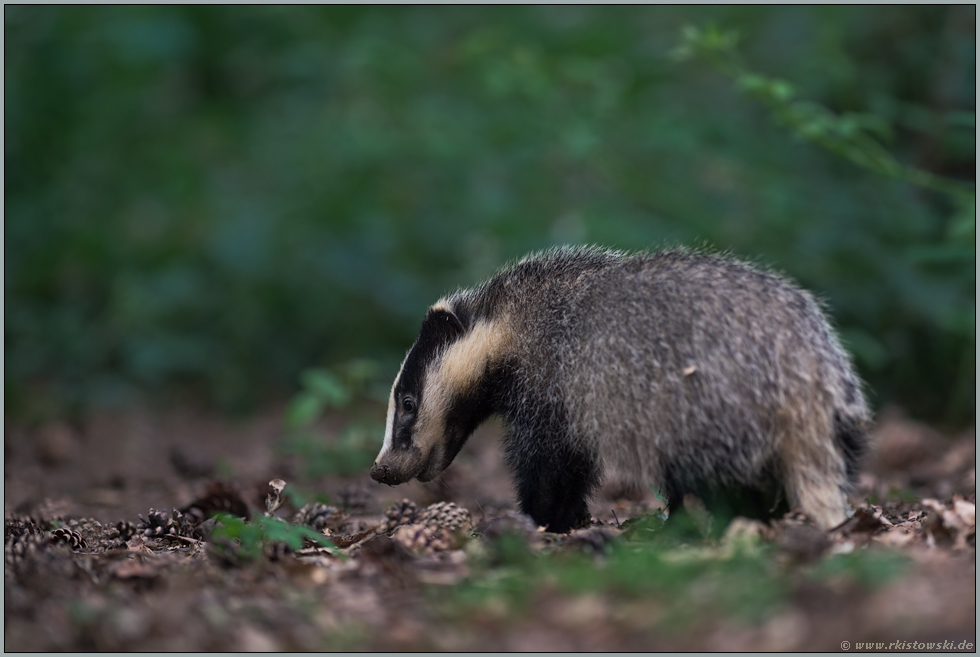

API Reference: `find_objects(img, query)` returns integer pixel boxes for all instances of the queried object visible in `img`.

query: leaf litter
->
[3,406,975,651]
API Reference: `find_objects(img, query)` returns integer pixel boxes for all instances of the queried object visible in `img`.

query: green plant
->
[210,512,342,563]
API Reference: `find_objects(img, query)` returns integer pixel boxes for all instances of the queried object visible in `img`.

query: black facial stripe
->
[397,307,466,398]
[391,305,468,452]
[393,409,416,449]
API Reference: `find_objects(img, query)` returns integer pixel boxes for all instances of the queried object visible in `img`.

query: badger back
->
[560,251,869,490]
[371,299,513,485]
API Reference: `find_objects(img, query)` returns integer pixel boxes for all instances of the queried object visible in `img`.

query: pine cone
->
[390,523,457,553]
[66,518,113,552]
[50,527,86,550]
[116,520,138,542]
[2,515,91,574]
[293,503,346,533]
[382,499,420,533]
[5,516,46,544]
[174,509,203,536]
[4,532,48,570]
[138,508,182,538]
[420,501,472,534]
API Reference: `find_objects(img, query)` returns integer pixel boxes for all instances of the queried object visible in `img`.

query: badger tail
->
[834,411,869,489]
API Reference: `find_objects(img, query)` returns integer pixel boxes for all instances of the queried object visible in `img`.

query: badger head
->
[370,301,508,486]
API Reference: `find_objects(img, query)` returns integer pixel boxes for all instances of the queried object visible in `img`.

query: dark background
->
[5,6,975,427]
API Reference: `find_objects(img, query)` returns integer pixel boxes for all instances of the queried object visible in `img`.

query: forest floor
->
[4,403,976,651]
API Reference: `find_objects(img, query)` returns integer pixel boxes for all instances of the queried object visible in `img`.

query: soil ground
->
[4,403,976,651]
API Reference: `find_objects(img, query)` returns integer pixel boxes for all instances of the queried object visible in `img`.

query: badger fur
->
[370,246,870,533]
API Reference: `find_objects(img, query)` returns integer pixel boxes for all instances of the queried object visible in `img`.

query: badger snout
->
[370,458,416,486]
[370,462,397,485]
[370,445,439,486]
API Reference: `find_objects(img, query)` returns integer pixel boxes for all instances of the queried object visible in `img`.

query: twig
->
[174,535,201,545]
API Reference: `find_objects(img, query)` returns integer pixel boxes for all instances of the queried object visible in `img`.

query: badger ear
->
[426,307,465,340]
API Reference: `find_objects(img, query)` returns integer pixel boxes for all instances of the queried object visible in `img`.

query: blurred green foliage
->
[278,361,386,477]
[5,6,975,424]
[809,549,909,589]
[675,24,975,200]
[443,519,907,631]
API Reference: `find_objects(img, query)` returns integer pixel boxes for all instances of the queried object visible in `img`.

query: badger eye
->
[402,398,416,414]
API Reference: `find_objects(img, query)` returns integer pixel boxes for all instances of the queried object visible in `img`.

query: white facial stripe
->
[381,385,396,452]
[429,298,452,313]
[377,353,410,462]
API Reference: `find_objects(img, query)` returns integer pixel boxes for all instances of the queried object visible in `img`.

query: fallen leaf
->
[922,498,974,549]
[952,497,975,528]
[266,478,287,514]
[874,528,916,548]
[126,535,153,553]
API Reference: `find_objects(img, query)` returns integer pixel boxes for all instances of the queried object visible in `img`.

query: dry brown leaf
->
[952,497,975,527]
[873,527,917,548]
[832,506,889,542]
[265,478,287,515]
[922,498,976,550]
[331,527,376,549]
[125,535,154,553]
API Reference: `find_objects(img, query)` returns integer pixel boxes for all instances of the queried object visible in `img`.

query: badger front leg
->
[504,421,599,534]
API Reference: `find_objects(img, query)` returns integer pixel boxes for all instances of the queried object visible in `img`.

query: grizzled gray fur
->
[371,246,871,533]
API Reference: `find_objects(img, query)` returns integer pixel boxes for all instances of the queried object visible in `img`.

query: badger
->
[370,246,870,533]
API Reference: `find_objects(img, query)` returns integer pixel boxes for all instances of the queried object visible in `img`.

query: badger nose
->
[370,463,390,484]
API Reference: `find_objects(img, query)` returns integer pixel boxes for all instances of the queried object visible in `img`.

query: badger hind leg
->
[778,406,853,530]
